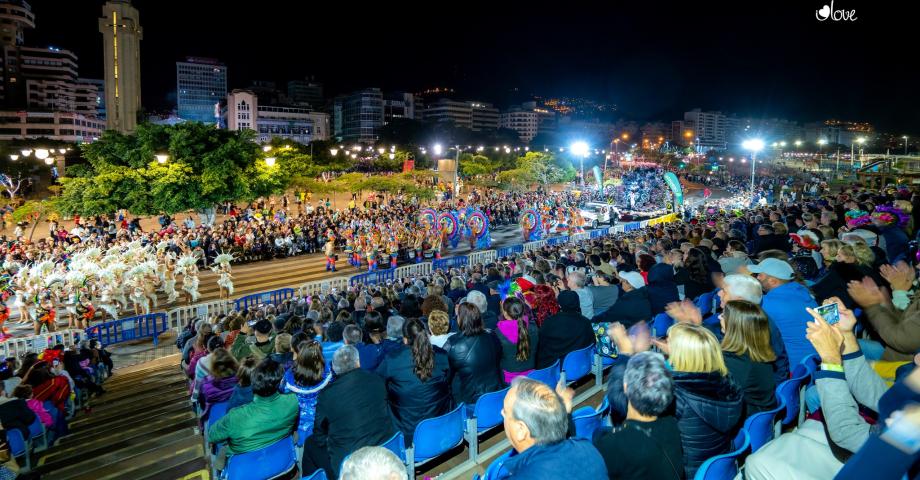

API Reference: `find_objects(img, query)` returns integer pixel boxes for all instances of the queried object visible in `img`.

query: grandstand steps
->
[35,354,208,480]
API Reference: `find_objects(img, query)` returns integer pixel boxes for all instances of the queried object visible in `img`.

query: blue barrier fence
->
[349,268,396,286]
[234,288,296,311]
[433,256,469,270]
[624,222,642,232]
[590,229,606,239]
[496,245,524,257]
[85,313,169,347]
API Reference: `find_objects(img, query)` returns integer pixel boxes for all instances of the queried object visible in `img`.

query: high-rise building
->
[671,120,695,146]
[683,108,728,149]
[176,57,226,124]
[470,102,499,131]
[0,0,33,47]
[99,0,142,133]
[501,102,555,143]
[287,78,323,108]
[382,91,415,124]
[77,78,105,120]
[423,98,473,129]
[225,89,329,144]
[333,88,383,144]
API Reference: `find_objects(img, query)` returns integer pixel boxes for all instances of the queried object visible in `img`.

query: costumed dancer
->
[163,252,178,304]
[432,230,443,260]
[212,253,236,298]
[0,301,10,340]
[129,280,150,315]
[414,231,424,264]
[34,290,56,335]
[177,255,201,304]
[366,238,377,272]
[324,232,337,272]
[74,290,95,329]
[344,236,355,268]
[97,273,119,320]
[388,236,399,269]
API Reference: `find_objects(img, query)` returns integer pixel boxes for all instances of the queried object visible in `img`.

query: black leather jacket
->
[444,331,505,404]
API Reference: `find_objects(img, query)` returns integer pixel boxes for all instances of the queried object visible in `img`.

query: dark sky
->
[28,0,920,132]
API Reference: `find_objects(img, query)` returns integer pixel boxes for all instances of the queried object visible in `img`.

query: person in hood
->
[665,324,743,479]
[646,261,680,316]
[535,291,595,369]
[593,271,652,328]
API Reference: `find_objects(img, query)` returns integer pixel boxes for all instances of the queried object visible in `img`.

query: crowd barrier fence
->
[234,288,296,311]
[0,329,86,359]
[85,313,169,347]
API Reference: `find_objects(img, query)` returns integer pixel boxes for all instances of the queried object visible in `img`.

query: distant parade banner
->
[664,172,684,207]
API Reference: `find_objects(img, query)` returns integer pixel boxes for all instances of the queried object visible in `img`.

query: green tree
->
[12,198,59,241]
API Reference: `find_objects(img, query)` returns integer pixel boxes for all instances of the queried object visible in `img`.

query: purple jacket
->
[200,375,238,418]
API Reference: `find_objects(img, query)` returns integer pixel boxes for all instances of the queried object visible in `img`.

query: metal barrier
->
[85,313,169,347]
[467,250,497,266]
[298,276,350,298]
[394,262,433,280]
[350,268,396,286]
[523,241,546,252]
[570,233,589,242]
[166,299,235,332]
[0,329,86,359]
[496,245,524,258]
[433,256,469,270]
[234,288,296,311]
[590,230,606,239]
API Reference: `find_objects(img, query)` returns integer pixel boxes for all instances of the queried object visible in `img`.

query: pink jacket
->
[27,398,53,427]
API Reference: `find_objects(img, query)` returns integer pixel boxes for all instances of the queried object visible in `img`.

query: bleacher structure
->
[21,211,827,479]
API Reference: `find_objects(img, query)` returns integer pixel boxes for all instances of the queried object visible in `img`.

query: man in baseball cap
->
[747,257,818,367]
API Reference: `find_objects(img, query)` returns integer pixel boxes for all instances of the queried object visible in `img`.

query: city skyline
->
[25,0,920,133]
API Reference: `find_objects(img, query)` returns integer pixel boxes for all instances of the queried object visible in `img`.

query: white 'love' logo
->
[816,0,857,21]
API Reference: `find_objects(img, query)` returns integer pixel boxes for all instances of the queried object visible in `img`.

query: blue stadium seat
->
[792,354,820,380]
[379,431,406,460]
[28,416,46,452]
[652,312,674,337]
[223,436,297,480]
[562,344,595,385]
[205,401,229,445]
[740,398,785,453]
[7,428,29,472]
[526,359,560,387]
[694,429,750,480]
[695,290,717,316]
[466,387,510,462]
[303,468,327,480]
[572,406,604,440]
[407,404,466,472]
[776,374,809,427]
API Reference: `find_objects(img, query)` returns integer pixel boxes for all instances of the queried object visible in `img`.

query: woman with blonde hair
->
[719,300,778,416]
[772,222,788,235]
[665,323,743,479]
[820,239,844,266]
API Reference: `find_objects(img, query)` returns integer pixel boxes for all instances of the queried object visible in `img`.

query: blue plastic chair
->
[695,291,717,316]
[792,354,820,380]
[741,397,785,453]
[379,430,406,460]
[776,375,808,426]
[562,344,595,385]
[406,404,466,473]
[572,406,604,440]
[480,449,515,480]
[694,429,750,480]
[526,359,560,387]
[205,401,230,445]
[7,428,29,471]
[303,468,327,480]
[473,387,509,433]
[223,436,297,480]
[652,312,674,337]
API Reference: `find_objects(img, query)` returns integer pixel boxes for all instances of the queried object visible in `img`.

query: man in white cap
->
[592,271,651,328]
[747,258,818,367]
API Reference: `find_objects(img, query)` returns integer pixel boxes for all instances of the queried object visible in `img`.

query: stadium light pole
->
[742,139,765,192]
[570,141,589,187]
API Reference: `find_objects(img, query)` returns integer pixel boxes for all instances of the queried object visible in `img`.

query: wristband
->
[820,363,844,372]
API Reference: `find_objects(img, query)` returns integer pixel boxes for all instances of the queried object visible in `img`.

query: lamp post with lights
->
[742,139,765,192]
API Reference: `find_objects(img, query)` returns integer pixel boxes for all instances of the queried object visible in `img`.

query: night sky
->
[28,0,920,132]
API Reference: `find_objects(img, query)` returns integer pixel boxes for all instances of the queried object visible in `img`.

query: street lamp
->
[43,157,53,165]
[34,148,49,160]
[741,139,765,191]
[903,136,909,155]
[855,137,866,168]
[8,154,17,161]
[262,145,272,152]
[433,144,443,156]
[264,157,276,167]
[155,153,169,164]
[330,148,339,156]
[20,149,31,157]
[851,137,866,171]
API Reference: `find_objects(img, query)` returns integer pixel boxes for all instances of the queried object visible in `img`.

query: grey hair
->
[337,299,350,310]
[339,446,407,480]
[343,325,363,345]
[387,315,406,339]
[624,351,674,417]
[509,376,568,445]
[723,274,763,304]
[567,270,586,289]
[332,345,360,375]
[465,290,488,314]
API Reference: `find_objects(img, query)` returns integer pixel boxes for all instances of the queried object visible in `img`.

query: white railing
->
[523,241,546,252]
[298,276,350,298]
[0,329,86,359]
[467,250,497,266]
[394,262,433,280]
[166,300,235,332]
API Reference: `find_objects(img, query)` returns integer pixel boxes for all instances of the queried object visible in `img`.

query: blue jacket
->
[502,438,607,480]
[761,282,818,368]
[646,263,680,316]
[280,367,333,440]
[879,225,909,264]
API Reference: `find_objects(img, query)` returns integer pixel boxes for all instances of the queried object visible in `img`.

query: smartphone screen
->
[815,303,840,325]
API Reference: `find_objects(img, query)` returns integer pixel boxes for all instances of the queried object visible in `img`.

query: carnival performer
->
[129,281,150,315]
[178,256,201,304]
[162,252,178,304]
[0,300,10,340]
[211,253,235,299]
[324,233,337,272]
[388,236,399,269]
[97,274,119,320]
[365,238,377,272]
[74,291,95,329]
[432,230,443,260]
[344,237,355,268]
[34,291,56,335]
[414,231,424,264]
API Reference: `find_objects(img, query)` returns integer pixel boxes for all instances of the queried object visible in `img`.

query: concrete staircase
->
[33,354,208,480]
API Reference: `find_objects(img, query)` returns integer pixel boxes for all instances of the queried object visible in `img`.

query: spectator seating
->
[572,405,605,439]
[223,436,297,480]
[562,344,595,386]
[526,359,561,387]
[652,312,674,337]
[465,387,510,462]
[473,449,515,480]
[403,404,467,477]
[694,429,750,480]
[303,469,328,480]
